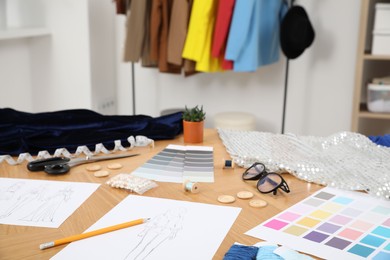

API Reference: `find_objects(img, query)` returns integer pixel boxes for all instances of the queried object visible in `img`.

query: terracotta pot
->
[183,120,204,143]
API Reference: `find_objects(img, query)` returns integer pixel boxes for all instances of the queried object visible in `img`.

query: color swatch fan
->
[131,144,214,183]
[246,187,390,260]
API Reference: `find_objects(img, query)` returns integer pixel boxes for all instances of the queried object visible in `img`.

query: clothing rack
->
[281,0,295,134]
[130,0,296,133]
[131,62,136,115]
[281,59,289,134]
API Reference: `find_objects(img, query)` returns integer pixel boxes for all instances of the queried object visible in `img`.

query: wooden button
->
[94,170,110,178]
[237,191,254,199]
[249,199,267,208]
[107,163,123,170]
[86,165,102,172]
[217,195,236,204]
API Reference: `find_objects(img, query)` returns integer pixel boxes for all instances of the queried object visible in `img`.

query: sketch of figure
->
[0,185,46,218]
[0,181,25,200]
[123,207,187,260]
[20,186,73,223]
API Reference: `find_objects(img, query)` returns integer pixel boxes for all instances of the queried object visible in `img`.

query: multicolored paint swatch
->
[132,145,214,183]
[246,187,390,260]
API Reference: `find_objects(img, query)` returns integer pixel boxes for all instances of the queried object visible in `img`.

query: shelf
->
[363,53,390,60]
[359,104,390,119]
[352,0,390,135]
[0,27,50,40]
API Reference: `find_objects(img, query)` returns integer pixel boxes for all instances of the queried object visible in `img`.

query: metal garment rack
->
[281,58,289,134]
[131,62,136,115]
[280,0,295,134]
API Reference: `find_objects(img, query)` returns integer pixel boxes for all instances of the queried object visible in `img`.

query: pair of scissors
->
[27,153,139,175]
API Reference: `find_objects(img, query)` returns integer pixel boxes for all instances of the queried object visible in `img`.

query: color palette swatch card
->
[132,145,214,183]
[246,187,390,260]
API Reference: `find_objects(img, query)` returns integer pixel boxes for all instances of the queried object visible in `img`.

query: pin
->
[223,159,235,169]
[183,180,200,194]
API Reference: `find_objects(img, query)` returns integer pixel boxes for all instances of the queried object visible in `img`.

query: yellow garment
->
[182,0,222,72]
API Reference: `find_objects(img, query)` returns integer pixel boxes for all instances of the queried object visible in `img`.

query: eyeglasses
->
[242,162,290,195]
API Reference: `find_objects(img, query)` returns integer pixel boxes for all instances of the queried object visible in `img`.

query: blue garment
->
[225,0,288,72]
[369,135,390,147]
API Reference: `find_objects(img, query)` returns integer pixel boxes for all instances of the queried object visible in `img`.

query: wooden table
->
[0,129,323,259]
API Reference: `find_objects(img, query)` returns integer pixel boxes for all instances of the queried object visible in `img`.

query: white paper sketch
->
[0,181,25,200]
[0,178,100,228]
[124,208,186,260]
[20,186,74,223]
[0,184,46,218]
[52,195,241,260]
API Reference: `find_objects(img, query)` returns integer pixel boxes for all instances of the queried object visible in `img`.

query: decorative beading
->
[218,128,390,200]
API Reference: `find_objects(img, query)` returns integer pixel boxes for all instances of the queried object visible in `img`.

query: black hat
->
[280,5,315,59]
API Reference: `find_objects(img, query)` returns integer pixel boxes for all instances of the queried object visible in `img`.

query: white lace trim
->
[0,135,154,165]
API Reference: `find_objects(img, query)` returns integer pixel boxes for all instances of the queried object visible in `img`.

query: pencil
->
[39,217,149,250]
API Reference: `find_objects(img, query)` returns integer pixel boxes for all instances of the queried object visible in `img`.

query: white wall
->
[131,61,286,133]
[89,0,117,114]
[115,15,134,115]
[285,0,360,135]
[0,39,33,110]
[0,0,116,113]
[32,0,92,112]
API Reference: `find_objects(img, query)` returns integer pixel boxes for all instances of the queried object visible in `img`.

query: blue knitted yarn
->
[223,244,259,260]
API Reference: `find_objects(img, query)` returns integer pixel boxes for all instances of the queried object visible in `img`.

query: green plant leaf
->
[182,105,206,122]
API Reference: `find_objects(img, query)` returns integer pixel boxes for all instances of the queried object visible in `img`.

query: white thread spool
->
[183,180,200,193]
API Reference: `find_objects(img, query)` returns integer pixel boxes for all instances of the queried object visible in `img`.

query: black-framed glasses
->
[242,162,290,195]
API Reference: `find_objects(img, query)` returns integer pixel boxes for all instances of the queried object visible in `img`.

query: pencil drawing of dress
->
[0,185,45,218]
[124,208,187,260]
[20,186,73,222]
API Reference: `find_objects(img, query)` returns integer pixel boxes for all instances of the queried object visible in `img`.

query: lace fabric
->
[218,128,390,200]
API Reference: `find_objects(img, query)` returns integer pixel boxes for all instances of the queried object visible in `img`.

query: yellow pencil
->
[39,218,149,250]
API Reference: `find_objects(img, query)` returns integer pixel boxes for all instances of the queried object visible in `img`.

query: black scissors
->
[27,153,139,175]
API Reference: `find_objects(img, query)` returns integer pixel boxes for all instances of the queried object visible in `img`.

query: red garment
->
[212,0,235,70]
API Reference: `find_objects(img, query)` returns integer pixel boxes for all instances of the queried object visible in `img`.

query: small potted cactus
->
[182,105,206,143]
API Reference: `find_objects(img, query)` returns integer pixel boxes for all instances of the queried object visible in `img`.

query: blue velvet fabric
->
[369,134,390,147]
[0,108,183,155]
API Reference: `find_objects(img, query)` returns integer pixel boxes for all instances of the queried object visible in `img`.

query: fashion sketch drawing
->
[123,207,187,260]
[0,184,47,219]
[0,178,99,228]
